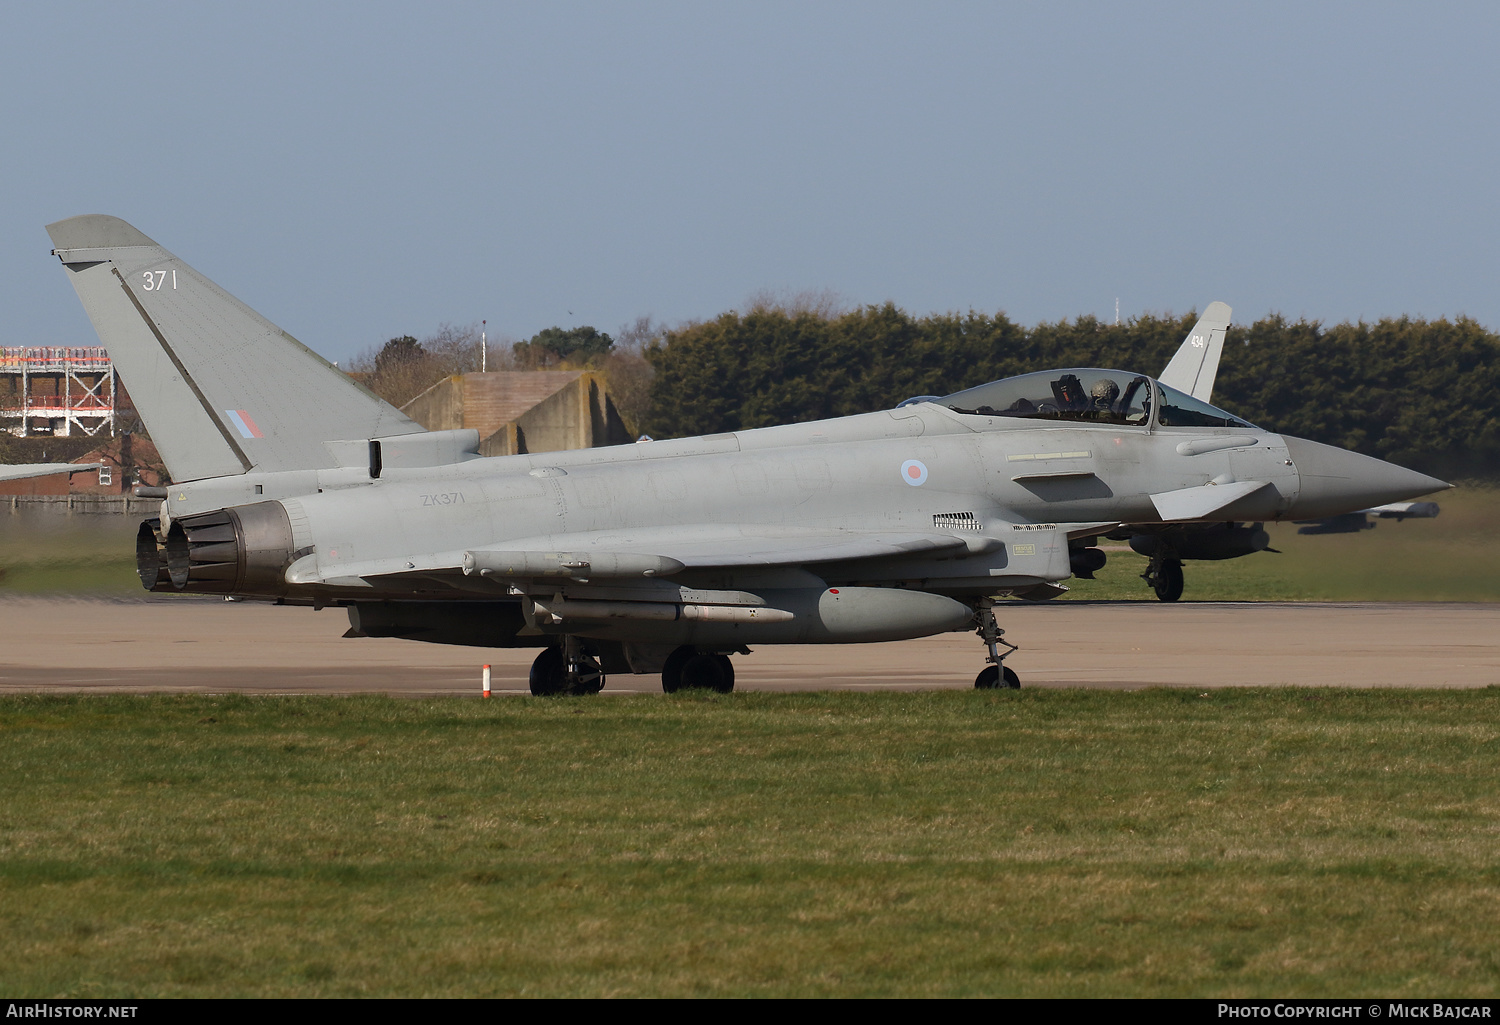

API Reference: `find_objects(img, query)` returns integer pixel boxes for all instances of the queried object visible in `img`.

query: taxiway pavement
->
[1,597,1496,695]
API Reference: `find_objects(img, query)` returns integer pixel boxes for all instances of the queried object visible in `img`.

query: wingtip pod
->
[46,214,158,253]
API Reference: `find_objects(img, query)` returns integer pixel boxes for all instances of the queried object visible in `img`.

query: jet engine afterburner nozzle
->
[136,501,296,596]
[136,519,168,590]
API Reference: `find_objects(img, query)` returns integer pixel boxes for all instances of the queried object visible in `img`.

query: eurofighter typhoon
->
[45,215,1449,693]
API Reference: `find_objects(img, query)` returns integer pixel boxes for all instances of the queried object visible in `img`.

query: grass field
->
[4,485,1495,601]
[0,508,139,595]
[2,690,1498,997]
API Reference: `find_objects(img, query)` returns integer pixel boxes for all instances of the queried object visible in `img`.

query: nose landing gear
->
[974,601,1020,689]
[1143,553,1185,602]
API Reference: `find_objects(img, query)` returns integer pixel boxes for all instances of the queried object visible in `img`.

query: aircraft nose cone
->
[1284,436,1451,519]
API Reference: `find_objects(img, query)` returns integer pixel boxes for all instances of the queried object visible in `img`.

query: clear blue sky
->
[3,2,1496,363]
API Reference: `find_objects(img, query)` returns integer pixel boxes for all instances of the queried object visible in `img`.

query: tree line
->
[355,302,1499,478]
[641,304,1500,478]
[24,303,1488,475]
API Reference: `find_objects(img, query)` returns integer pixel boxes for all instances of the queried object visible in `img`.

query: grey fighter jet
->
[45,215,1449,693]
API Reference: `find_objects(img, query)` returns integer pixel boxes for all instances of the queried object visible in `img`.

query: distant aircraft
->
[0,463,101,484]
[1294,500,1440,535]
[46,215,1448,692]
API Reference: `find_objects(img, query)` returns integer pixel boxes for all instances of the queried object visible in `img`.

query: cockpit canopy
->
[902,368,1255,429]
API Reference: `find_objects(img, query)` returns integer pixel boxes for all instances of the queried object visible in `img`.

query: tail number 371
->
[142,270,177,291]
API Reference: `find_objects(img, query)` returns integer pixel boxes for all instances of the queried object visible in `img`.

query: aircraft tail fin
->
[1158,301,1232,402]
[45,215,426,483]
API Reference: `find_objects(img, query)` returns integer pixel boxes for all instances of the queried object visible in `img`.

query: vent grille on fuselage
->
[933,512,981,531]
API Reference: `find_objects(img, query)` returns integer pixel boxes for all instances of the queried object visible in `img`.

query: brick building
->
[0,434,166,497]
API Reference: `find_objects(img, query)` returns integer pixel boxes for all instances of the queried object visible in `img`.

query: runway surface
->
[2,596,1497,695]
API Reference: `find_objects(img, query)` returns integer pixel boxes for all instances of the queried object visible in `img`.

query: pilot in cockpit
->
[1089,378,1120,417]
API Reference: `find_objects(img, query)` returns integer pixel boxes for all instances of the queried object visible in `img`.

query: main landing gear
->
[529,637,606,696]
[528,641,739,695]
[661,646,735,694]
[973,602,1020,689]
[1143,553,1185,602]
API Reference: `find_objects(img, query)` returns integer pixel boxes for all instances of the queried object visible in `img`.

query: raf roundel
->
[900,459,929,486]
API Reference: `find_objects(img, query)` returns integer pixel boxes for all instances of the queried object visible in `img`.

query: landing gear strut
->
[529,637,606,696]
[1143,554,1184,602]
[973,601,1020,689]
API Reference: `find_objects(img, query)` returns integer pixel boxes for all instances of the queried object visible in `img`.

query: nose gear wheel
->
[1143,554,1185,602]
[974,600,1020,689]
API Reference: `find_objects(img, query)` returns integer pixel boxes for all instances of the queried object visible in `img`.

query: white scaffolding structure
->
[0,347,116,438]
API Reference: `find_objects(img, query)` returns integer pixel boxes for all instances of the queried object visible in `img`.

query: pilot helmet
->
[1090,379,1120,406]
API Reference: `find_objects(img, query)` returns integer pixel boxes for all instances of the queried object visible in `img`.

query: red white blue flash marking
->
[225,410,263,439]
